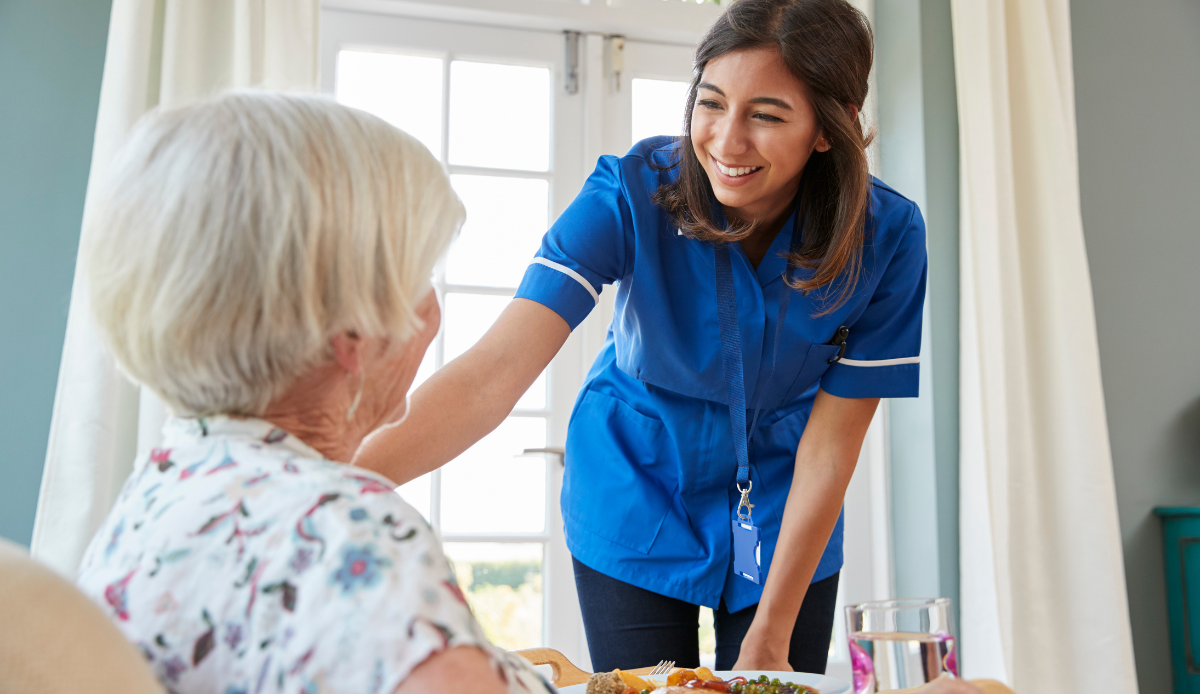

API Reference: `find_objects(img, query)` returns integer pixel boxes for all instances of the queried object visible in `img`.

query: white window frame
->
[321,9,592,664]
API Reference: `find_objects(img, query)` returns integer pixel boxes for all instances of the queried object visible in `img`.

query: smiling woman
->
[353,0,927,680]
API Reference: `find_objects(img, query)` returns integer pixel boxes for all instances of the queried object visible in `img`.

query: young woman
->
[355,0,927,675]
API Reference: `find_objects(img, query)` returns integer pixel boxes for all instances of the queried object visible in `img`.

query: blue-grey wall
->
[0,0,112,546]
[1070,1,1200,692]
[874,0,960,611]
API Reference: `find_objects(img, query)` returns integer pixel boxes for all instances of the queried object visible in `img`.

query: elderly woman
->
[74,93,552,694]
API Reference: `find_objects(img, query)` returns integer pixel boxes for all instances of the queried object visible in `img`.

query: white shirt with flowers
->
[77,415,554,694]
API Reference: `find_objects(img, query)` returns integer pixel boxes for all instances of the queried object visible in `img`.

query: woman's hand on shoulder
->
[394,646,513,694]
[354,298,569,485]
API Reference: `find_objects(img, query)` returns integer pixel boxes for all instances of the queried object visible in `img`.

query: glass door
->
[322,9,587,661]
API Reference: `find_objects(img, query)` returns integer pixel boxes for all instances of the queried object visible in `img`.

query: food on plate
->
[585,669,819,694]
[667,669,721,686]
[619,671,656,690]
[585,671,641,694]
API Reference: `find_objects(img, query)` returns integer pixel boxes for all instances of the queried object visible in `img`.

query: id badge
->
[732,519,763,585]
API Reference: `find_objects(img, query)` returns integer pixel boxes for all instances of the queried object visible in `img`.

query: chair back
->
[0,538,164,694]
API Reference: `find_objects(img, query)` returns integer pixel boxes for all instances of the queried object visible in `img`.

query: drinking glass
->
[845,598,958,693]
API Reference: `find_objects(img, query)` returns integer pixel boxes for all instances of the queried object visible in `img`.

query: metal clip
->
[828,325,850,364]
[610,35,625,91]
[737,481,754,521]
[563,31,581,95]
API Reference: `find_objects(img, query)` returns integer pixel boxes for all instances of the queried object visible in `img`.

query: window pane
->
[444,542,543,649]
[444,293,546,409]
[699,606,716,669]
[336,50,443,158]
[632,78,690,146]
[449,61,550,171]
[396,473,431,522]
[440,417,547,534]
[447,175,548,288]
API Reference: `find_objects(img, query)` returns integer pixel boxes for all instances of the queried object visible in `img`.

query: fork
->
[647,660,675,676]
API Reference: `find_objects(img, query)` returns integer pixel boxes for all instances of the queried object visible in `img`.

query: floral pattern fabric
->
[77,416,554,694]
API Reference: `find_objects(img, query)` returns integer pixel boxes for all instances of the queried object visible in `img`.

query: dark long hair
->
[653,0,874,314]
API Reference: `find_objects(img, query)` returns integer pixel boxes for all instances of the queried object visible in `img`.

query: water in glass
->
[845,598,959,693]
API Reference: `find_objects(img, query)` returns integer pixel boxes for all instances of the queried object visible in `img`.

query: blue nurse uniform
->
[515,137,927,613]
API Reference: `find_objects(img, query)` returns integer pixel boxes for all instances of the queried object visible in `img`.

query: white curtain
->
[31,0,319,577]
[951,1,1139,692]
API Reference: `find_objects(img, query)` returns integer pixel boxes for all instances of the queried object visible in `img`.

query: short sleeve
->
[820,202,927,399]
[515,155,635,329]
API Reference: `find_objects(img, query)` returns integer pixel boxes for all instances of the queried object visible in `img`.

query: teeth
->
[716,161,762,177]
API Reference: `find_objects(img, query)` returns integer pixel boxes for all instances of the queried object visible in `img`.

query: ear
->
[330,331,363,375]
[815,104,861,154]
[415,288,441,327]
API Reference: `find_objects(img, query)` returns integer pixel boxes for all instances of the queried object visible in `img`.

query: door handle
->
[520,447,565,466]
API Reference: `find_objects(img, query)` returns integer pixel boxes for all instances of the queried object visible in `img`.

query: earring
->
[346,369,365,422]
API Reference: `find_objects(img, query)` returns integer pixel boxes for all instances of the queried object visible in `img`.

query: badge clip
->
[737,481,754,521]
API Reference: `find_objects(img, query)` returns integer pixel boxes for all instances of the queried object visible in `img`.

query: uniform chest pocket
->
[562,389,679,554]
[782,343,843,403]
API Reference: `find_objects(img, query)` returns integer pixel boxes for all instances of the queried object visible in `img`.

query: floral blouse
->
[77,416,554,694]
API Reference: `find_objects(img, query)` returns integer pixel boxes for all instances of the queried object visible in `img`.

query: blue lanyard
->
[714,210,803,518]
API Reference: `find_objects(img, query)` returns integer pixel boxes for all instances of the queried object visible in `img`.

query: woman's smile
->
[712,158,765,186]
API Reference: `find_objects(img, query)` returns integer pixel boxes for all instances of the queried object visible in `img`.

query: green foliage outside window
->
[453,559,543,651]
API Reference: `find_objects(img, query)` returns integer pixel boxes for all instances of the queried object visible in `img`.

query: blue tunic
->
[515,137,927,612]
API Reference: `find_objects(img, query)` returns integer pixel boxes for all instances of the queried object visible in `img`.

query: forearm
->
[355,349,522,484]
[752,459,854,643]
[394,646,510,694]
[354,299,569,485]
[746,390,878,652]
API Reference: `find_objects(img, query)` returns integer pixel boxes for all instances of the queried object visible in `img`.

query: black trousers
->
[573,557,839,674]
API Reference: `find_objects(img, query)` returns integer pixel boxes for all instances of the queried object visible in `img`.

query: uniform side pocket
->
[562,389,678,555]
[782,343,844,403]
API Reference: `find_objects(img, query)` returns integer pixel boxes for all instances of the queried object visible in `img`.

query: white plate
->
[556,670,850,693]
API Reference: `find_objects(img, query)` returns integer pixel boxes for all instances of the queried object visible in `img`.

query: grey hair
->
[83,91,463,416]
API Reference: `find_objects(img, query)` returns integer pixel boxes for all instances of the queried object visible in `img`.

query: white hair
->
[83,91,463,416]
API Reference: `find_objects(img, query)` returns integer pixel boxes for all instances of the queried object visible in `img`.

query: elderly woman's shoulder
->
[78,416,491,694]
[196,419,429,538]
[106,415,438,573]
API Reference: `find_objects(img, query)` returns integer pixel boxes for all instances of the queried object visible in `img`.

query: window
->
[338,51,553,647]
[632,77,691,145]
[327,18,574,653]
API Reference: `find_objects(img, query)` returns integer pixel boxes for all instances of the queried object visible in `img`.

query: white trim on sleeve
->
[530,258,600,304]
[837,356,921,367]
